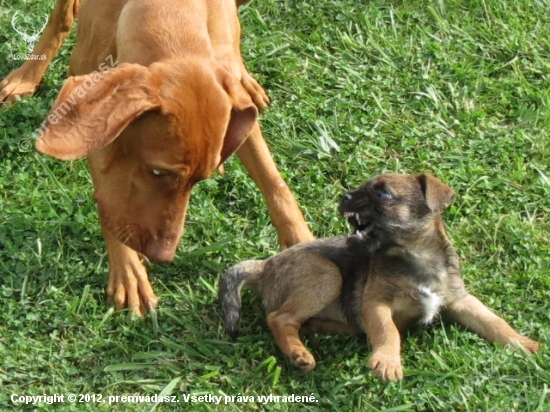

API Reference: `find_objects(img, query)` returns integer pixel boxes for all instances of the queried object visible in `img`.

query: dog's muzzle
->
[342,212,374,237]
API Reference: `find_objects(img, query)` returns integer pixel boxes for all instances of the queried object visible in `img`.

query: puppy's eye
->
[376,188,392,199]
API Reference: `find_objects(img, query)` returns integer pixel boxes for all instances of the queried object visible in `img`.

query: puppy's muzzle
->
[340,193,374,237]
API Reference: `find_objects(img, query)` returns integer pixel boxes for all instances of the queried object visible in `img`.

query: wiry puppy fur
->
[219,173,539,381]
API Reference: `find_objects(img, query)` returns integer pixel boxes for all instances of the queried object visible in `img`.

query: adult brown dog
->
[0,0,314,315]
[219,173,539,381]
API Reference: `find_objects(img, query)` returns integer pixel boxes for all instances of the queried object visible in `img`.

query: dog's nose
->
[341,193,353,203]
[145,242,178,263]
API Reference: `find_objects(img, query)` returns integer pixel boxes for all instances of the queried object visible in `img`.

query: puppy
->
[219,173,539,381]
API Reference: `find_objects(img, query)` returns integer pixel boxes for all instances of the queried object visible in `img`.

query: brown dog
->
[0,0,314,315]
[219,173,539,381]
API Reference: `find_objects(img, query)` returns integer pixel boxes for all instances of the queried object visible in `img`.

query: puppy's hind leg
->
[267,262,342,371]
[268,308,316,371]
[446,293,539,353]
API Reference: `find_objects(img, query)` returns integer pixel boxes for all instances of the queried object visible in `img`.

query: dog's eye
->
[151,168,169,177]
[376,188,392,199]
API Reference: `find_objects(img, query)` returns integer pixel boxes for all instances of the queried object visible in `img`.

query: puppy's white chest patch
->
[417,286,443,324]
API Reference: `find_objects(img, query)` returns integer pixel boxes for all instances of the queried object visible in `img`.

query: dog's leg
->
[237,122,315,249]
[267,309,317,371]
[0,0,79,104]
[266,262,341,371]
[103,228,158,317]
[239,67,270,110]
[362,281,404,381]
[363,304,403,381]
[301,318,359,335]
[446,293,539,353]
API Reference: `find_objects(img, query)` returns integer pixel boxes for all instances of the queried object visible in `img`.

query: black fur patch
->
[306,235,386,327]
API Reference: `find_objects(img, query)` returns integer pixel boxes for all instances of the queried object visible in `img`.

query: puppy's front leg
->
[446,293,539,353]
[362,289,403,381]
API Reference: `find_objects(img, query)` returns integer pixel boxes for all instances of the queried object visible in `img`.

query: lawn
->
[0,0,549,410]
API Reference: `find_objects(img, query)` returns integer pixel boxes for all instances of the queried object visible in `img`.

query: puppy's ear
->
[418,174,455,213]
[217,72,258,166]
[35,64,161,160]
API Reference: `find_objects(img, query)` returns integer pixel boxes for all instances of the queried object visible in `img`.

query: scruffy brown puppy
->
[219,173,539,381]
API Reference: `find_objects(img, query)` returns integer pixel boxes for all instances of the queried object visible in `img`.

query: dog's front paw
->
[368,352,403,381]
[512,337,540,354]
[106,255,159,317]
[289,348,316,372]
[240,72,269,111]
[0,68,38,105]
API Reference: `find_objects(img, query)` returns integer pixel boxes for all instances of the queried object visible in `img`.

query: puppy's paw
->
[368,352,403,381]
[289,348,316,372]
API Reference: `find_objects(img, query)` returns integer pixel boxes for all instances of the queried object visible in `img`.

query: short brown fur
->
[219,173,539,380]
[1,0,314,315]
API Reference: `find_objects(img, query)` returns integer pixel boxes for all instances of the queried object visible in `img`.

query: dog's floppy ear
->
[35,63,161,160]
[418,174,455,213]
[217,73,258,166]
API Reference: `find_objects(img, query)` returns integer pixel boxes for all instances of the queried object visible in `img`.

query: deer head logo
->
[11,11,49,55]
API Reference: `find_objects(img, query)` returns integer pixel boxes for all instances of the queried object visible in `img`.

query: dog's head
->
[35,60,264,262]
[339,173,455,242]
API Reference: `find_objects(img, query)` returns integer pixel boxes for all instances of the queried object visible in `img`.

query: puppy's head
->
[339,173,455,241]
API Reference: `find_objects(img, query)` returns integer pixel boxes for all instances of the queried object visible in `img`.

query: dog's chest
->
[415,285,444,324]
[392,275,445,325]
[396,252,447,324]
[390,281,445,328]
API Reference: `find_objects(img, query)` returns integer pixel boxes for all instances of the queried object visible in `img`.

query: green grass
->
[1,0,549,410]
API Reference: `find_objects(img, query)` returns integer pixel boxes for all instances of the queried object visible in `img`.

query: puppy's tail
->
[219,260,265,340]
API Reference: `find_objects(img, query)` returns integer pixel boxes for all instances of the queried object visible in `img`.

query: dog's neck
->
[386,215,459,281]
[116,0,240,75]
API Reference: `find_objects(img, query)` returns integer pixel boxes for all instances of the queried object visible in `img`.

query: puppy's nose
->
[341,193,353,203]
